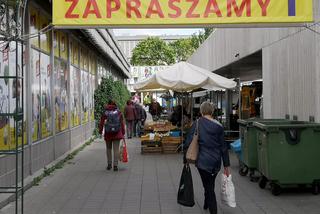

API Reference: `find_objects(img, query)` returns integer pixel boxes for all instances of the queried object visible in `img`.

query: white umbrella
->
[134,62,237,92]
[134,62,237,153]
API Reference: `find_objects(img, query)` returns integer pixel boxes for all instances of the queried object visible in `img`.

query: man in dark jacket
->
[99,101,125,171]
[149,98,161,119]
[124,100,136,138]
[133,102,147,137]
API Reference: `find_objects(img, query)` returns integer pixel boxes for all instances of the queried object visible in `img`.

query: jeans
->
[135,120,142,137]
[106,140,120,167]
[126,120,134,138]
[198,168,218,214]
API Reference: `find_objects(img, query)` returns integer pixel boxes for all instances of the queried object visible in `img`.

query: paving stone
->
[1,138,320,214]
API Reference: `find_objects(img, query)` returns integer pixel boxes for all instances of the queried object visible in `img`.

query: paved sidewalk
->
[1,138,320,214]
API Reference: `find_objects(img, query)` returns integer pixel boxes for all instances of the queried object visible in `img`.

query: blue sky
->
[112,28,203,36]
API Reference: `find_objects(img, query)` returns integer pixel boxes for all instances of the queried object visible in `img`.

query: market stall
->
[140,120,182,154]
[135,62,237,154]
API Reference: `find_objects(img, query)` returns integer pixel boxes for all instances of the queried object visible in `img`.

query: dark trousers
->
[198,168,218,214]
[126,120,134,138]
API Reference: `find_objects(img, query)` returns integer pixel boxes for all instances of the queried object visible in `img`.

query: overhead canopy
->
[134,62,237,92]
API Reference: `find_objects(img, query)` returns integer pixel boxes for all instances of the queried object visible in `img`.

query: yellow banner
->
[53,0,313,27]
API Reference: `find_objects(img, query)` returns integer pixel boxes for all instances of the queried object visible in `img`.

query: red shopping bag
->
[121,139,128,163]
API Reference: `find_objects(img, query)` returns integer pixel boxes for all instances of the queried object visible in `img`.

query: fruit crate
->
[141,145,162,154]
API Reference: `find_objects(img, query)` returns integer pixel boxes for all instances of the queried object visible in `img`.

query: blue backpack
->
[105,110,121,133]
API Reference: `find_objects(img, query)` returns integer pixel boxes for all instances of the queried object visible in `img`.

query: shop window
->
[81,70,89,124]
[70,66,81,127]
[88,54,92,74]
[40,53,52,138]
[53,31,59,57]
[39,15,51,53]
[60,32,68,60]
[54,59,69,132]
[90,74,95,121]
[30,7,39,48]
[31,49,41,141]
[0,42,27,150]
[92,59,97,75]
[81,48,89,71]
[71,39,79,66]
[80,47,85,70]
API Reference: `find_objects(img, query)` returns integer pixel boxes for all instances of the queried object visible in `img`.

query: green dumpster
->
[237,118,288,178]
[253,121,320,195]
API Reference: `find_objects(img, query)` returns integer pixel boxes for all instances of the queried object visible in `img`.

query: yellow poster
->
[54,31,59,57]
[60,32,68,60]
[71,39,79,66]
[40,15,51,53]
[53,0,313,27]
[30,7,39,47]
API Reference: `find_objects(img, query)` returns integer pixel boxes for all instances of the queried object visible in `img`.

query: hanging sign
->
[53,0,313,27]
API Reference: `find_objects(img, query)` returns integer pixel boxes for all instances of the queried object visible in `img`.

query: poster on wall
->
[0,44,10,150]
[81,70,89,124]
[17,43,27,147]
[60,32,68,60]
[132,66,170,79]
[40,53,52,138]
[70,66,80,127]
[90,74,95,121]
[30,7,39,48]
[0,42,27,150]
[54,59,68,132]
[40,15,50,53]
[31,50,41,142]
[72,40,79,66]
[8,43,27,149]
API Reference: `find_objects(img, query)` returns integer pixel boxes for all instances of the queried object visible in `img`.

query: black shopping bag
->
[177,164,195,207]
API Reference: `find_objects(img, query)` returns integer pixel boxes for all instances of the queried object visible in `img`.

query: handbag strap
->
[194,119,199,136]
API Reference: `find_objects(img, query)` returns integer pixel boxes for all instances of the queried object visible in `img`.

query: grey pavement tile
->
[2,138,320,214]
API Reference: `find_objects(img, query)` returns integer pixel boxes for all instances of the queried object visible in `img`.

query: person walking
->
[124,100,136,138]
[133,101,147,137]
[99,101,125,171]
[133,101,141,137]
[183,101,231,214]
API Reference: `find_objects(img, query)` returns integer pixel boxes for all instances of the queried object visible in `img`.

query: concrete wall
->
[263,26,319,121]
[188,0,320,122]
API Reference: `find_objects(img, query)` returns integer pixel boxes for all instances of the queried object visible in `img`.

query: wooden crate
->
[140,136,161,142]
[162,143,179,154]
[141,145,162,154]
[161,136,182,144]
[141,140,161,146]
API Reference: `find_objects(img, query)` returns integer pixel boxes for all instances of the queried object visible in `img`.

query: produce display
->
[140,120,181,154]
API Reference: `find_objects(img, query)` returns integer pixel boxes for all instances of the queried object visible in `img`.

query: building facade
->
[0,0,130,187]
[188,1,320,123]
[128,66,170,92]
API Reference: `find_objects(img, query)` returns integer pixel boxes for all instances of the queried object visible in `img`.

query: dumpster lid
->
[253,121,320,132]
[237,118,288,127]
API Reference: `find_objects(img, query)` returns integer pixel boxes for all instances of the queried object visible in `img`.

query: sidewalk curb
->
[0,137,97,210]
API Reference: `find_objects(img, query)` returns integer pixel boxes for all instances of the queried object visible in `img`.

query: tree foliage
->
[191,28,214,50]
[94,77,130,121]
[130,37,175,66]
[169,38,195,62]
[130,28,214,66]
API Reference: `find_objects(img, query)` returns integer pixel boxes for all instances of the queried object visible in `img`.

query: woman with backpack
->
[99,101,125,171]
